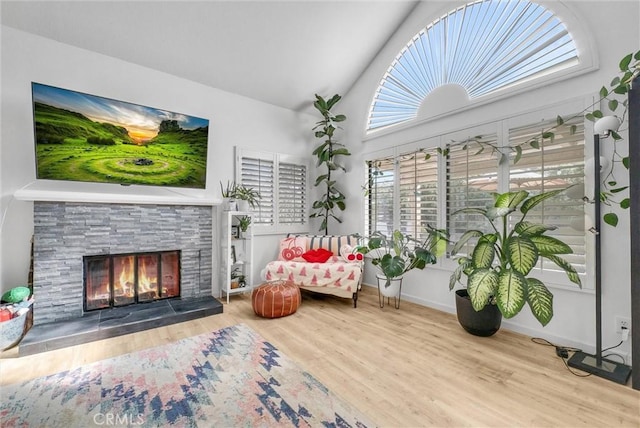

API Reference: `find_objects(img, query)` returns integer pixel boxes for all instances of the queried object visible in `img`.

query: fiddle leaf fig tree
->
[449,189,582,326]
[310,94,350,234]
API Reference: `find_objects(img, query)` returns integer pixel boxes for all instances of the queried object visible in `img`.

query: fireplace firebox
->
[83,250,180,311]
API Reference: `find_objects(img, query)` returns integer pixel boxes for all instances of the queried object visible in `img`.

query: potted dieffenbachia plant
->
[448,189,581,334]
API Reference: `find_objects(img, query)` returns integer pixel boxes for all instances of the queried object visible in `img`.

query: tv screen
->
[31,82,209,189]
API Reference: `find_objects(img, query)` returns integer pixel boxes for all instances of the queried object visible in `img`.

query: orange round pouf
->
[252,280,301,318]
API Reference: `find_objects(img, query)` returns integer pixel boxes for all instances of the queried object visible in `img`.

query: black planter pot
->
[455,289,502,337]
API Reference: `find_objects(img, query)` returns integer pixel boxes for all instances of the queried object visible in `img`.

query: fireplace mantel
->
[14,180,221,206]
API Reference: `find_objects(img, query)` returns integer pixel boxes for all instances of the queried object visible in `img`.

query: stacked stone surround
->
[33,202,213,325]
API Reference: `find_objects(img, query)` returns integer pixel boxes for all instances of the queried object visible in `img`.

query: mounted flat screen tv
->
[31,82,209,189]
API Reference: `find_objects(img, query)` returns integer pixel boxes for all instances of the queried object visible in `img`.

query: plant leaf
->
[619,52,633,71]
[451,230,484,255]
[496,270,527,318]
[526,278,554,326]
[529,235,572,255]
[520,189,564,214]
[604,212,619,227]
[621,198,630,209]
[380,254,406,279]
[610,186,628,194]
[495,191,529,209]
[545,255,582,287]
[471,239,496,269]
[332,148,351,156]
[514,145,522,164]
[507,237,539,276]
[467,269,499,312]
[515,221,557,236]
[600,86,609,98]
[452,207,489,217]
[449,258,472,290]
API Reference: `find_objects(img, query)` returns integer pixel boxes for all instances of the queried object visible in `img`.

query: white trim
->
[14,180,216,205]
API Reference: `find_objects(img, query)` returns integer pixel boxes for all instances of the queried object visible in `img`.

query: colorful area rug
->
[1,324,371,427]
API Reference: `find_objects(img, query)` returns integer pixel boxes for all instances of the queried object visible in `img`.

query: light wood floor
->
[1,285,639,427]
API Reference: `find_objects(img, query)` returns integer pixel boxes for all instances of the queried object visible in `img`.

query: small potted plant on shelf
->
[234,185,261,211]
[448,189,582,336]
[357,226,447,308]
[220,180,238,211]
[237,215,251,238]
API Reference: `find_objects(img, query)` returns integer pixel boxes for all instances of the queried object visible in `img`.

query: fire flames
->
[116,256,158,298]
[85,251,179,311]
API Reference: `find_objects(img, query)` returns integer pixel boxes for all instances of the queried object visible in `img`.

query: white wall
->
[0,26,315,295]
[339,1,639,361]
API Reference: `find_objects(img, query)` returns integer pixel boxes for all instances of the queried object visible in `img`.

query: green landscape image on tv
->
[32,82,209,189]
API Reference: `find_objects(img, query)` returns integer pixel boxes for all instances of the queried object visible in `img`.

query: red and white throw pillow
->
[278,236,308,262]
[340,244,364,263]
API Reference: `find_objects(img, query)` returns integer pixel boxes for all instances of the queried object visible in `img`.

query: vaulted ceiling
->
[1,1,419,112]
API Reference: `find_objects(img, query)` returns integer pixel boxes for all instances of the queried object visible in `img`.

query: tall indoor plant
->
[310,94,350,234]
[358,227,447,308]
[449,189,582,333]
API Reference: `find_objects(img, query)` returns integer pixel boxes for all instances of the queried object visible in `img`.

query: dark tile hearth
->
[19,296,223,356]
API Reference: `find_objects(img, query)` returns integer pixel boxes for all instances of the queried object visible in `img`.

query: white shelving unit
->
[220,211,254,303]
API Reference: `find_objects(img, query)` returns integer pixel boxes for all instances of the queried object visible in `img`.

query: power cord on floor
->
[602,340,626,365]
[531,337,591,377]
[532,337,629,377]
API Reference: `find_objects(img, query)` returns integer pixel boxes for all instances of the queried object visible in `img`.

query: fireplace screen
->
[84,250,180,311]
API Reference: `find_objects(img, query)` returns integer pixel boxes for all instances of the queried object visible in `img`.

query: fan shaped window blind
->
[367,0,578,131]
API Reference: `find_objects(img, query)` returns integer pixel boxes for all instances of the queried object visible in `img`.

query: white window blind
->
[365,148,439,240]
[278,160,307,226]
[365,158,395,236]
[445,135,499,256]
[237,149,308,233]
[240,155,274,226]
[399,149,438,241]
[509,118,586,275]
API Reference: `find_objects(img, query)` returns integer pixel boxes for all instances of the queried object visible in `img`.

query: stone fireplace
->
[32,202,214,325]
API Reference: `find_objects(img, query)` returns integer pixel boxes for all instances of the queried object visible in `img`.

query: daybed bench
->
[262,234,364,307]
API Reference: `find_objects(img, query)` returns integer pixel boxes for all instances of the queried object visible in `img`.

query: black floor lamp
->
[567,115,632,384]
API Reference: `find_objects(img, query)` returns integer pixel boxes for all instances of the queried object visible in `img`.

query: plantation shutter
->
[240,155,274,226]
[278,160,307,226]
[398,149,438,241]
[509,118,586,274]
[446,135,498,257]
[365,158,395,236]
[238,149,308,233]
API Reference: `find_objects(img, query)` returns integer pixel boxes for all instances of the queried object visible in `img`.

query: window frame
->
[363,98,594,291]
[363,1,597,139]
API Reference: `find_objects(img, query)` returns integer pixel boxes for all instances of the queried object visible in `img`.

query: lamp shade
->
[594,115,621,136]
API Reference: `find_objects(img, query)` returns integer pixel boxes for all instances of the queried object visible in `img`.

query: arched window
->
[367,0,579,132]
